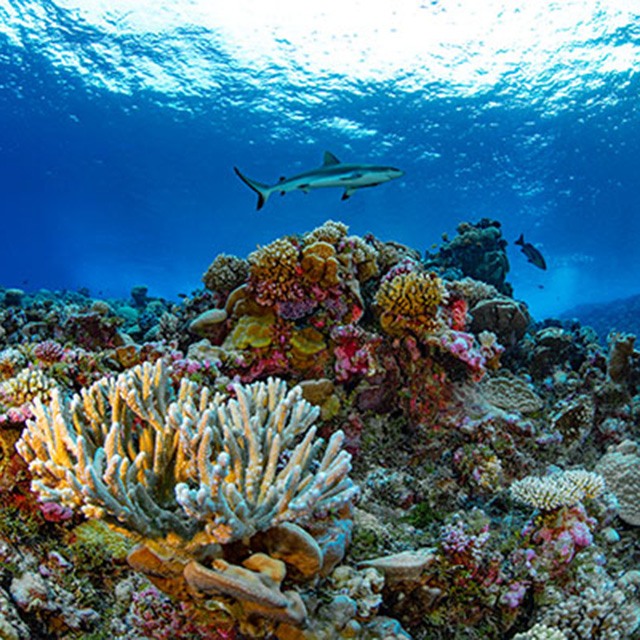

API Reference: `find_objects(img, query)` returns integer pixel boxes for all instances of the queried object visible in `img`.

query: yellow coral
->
[225,313,276,350]
[375,271,447,335]
[289,327,328,370]
[0,368,55,407]
[300,241,340,288]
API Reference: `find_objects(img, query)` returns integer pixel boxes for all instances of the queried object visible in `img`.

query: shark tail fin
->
[515,233,525,246]
[234,167,271,210]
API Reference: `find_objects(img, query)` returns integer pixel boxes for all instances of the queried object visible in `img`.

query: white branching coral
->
[17,361,357,551]
[513,624,568,640]
[510,469,605,511]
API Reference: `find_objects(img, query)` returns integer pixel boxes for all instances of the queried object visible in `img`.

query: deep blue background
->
[1,1,639,319]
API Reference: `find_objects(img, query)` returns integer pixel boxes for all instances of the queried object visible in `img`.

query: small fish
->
[234,151,404,210]
[515,234,547,270]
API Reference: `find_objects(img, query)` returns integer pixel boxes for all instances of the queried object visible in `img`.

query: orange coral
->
[247,238,303,306]
[300,241,340,288]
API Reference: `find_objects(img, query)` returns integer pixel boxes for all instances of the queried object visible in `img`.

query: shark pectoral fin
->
[298,183,311,193]
[323,151,341,166]
[342,188,356,201]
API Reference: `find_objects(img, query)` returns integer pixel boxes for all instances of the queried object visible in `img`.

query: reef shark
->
[234,151,404,210]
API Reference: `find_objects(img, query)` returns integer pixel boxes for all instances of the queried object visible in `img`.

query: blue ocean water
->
[1,0,639,320]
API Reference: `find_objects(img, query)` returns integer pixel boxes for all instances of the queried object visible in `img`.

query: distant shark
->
[234,151,404,210]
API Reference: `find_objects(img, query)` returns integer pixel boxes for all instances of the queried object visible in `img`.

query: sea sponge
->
[300,241,340,288]
[510,469,605,511]
[375,271,447,335]
[248,238,303,306]
[202,253,249,295]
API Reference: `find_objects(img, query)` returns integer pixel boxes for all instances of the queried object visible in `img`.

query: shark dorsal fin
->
[323,151,341,166]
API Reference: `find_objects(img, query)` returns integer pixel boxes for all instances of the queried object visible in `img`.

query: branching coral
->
[17,361,357,551]
[539,566,640,639]
[510,469,604,511]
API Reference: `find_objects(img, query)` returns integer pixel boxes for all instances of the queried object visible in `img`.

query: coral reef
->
[1,218,640,639]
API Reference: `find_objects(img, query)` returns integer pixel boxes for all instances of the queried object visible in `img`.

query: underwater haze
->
[1,0,640,320]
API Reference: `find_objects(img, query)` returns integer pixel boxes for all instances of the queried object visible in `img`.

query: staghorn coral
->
[375,271,447,336]
[510,469,605,511]
[596,440,640,526]
[17,360,357,549]
[203,253,249,296]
